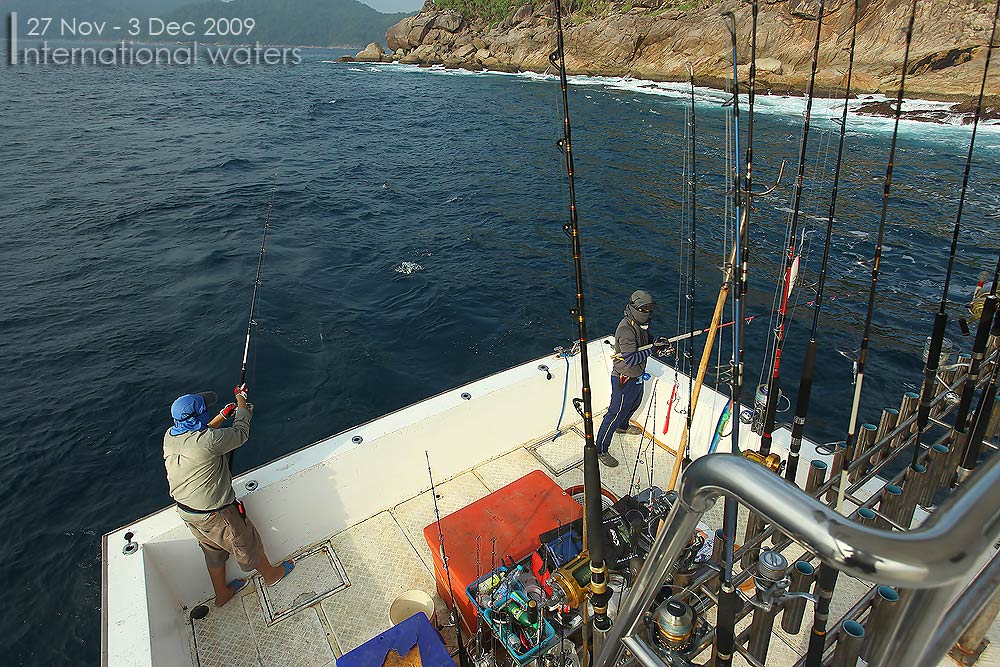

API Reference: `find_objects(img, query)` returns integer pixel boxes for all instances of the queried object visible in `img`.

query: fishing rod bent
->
[239,180,277,386]
[230,178,277,474]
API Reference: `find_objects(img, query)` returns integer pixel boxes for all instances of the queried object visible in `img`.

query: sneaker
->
[599,452,619,467]
[616,424,642,435]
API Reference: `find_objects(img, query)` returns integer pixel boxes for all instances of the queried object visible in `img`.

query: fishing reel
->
[740,550,791,612]
[750,384,790,434]
[666,528,710,591]
[543,640,580,667]
[647,596,704,666]
[548,551,592,609]
[741,449,784,475]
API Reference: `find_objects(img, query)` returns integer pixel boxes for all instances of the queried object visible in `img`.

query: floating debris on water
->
[394,261,424,275]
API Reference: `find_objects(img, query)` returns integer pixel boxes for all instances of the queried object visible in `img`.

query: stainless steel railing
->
[594,452,1000,667]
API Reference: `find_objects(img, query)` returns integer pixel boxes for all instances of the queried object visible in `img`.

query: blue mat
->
[337,612,453,667]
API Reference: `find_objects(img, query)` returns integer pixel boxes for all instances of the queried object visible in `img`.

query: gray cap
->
[629,290,658,312]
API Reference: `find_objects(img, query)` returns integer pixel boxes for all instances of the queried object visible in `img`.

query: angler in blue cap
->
[595,290,671,467]
[163,385,294,607]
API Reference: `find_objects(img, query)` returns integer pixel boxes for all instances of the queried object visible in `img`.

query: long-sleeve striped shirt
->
[611,317,653,378]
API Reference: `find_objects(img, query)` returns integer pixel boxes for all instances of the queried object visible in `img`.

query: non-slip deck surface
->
[187,423,999,667]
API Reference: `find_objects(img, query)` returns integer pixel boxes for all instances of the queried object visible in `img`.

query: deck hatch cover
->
[528,428,588,475]
[256,541,349,625]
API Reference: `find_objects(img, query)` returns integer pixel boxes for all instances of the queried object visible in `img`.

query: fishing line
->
[836,0,920,511]
[918,0,1000,472]
[757,0,825,456]
[630,378,658,494]
[229,177,277,474]
[684,61,698,462]
[784,8,863,482]
[679,99,690,348]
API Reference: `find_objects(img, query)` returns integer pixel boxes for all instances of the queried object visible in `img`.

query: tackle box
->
[466,568,558,665]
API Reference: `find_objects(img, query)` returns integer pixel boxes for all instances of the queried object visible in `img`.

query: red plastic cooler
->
[423,470,583,633]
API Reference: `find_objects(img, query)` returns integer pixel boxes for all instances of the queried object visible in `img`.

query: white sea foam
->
[349,62,1000,149]
[394,261,424,275]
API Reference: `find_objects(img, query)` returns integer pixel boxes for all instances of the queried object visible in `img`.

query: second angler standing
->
[595,290,670,467]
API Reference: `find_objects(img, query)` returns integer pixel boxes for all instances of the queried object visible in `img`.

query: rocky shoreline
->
[339,0,998,116]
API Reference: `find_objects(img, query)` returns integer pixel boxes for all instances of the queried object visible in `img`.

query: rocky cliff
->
[362,0,998,102]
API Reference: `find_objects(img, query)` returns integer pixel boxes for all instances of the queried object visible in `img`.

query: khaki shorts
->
[184,503,266,572]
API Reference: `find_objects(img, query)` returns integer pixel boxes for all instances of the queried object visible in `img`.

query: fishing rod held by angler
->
[239,179,277,386]
[608,317,756,360]
[230,178,277,473]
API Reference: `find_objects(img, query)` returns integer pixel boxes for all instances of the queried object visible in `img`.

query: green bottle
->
[507,601,538,630]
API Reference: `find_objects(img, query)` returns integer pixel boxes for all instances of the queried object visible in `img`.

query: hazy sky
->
[361,0,423,13]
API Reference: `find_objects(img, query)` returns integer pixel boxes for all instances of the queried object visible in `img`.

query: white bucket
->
[389,590,436,626]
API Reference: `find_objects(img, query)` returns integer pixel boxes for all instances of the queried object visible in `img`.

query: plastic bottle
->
[477,572,503,596]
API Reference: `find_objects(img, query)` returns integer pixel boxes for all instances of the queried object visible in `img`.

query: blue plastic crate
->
[466,568,558,665]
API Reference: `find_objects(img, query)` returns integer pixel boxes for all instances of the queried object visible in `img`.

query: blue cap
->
[169,392,215,436]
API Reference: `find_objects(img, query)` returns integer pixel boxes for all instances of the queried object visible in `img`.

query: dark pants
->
[596,374,644,454]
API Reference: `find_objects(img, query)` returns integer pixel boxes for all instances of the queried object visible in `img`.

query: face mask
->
[625,304,652,326]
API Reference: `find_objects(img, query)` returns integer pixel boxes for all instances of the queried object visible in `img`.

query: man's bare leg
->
[208,565,237,607]
[256,553,293,586]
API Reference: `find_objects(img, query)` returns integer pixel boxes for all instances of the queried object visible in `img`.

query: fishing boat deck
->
[102,339,1000,667]
[183,437,587,667]
[185,429,1000,667]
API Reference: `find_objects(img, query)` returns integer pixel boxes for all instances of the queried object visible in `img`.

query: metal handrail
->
[594,452,1000,667]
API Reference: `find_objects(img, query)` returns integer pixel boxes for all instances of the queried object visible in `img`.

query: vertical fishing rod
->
[957,255,1000,476]
[953,256,999,481]
[836,0,919,511]
[548,0,612,649]
[959,307,1000,479]
[786,0,860,483]
[426,452,471,667]
[917,0,1000,475]
[713,14,743,667]
[731,0,757,460]
[229,179,277,474]
[685,60,697,468]
[758,0,824,456]
[803,564,839,667]
[738,0,758,310]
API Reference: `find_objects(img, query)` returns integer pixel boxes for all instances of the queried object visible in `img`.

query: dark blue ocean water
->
[1,47,998,665]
